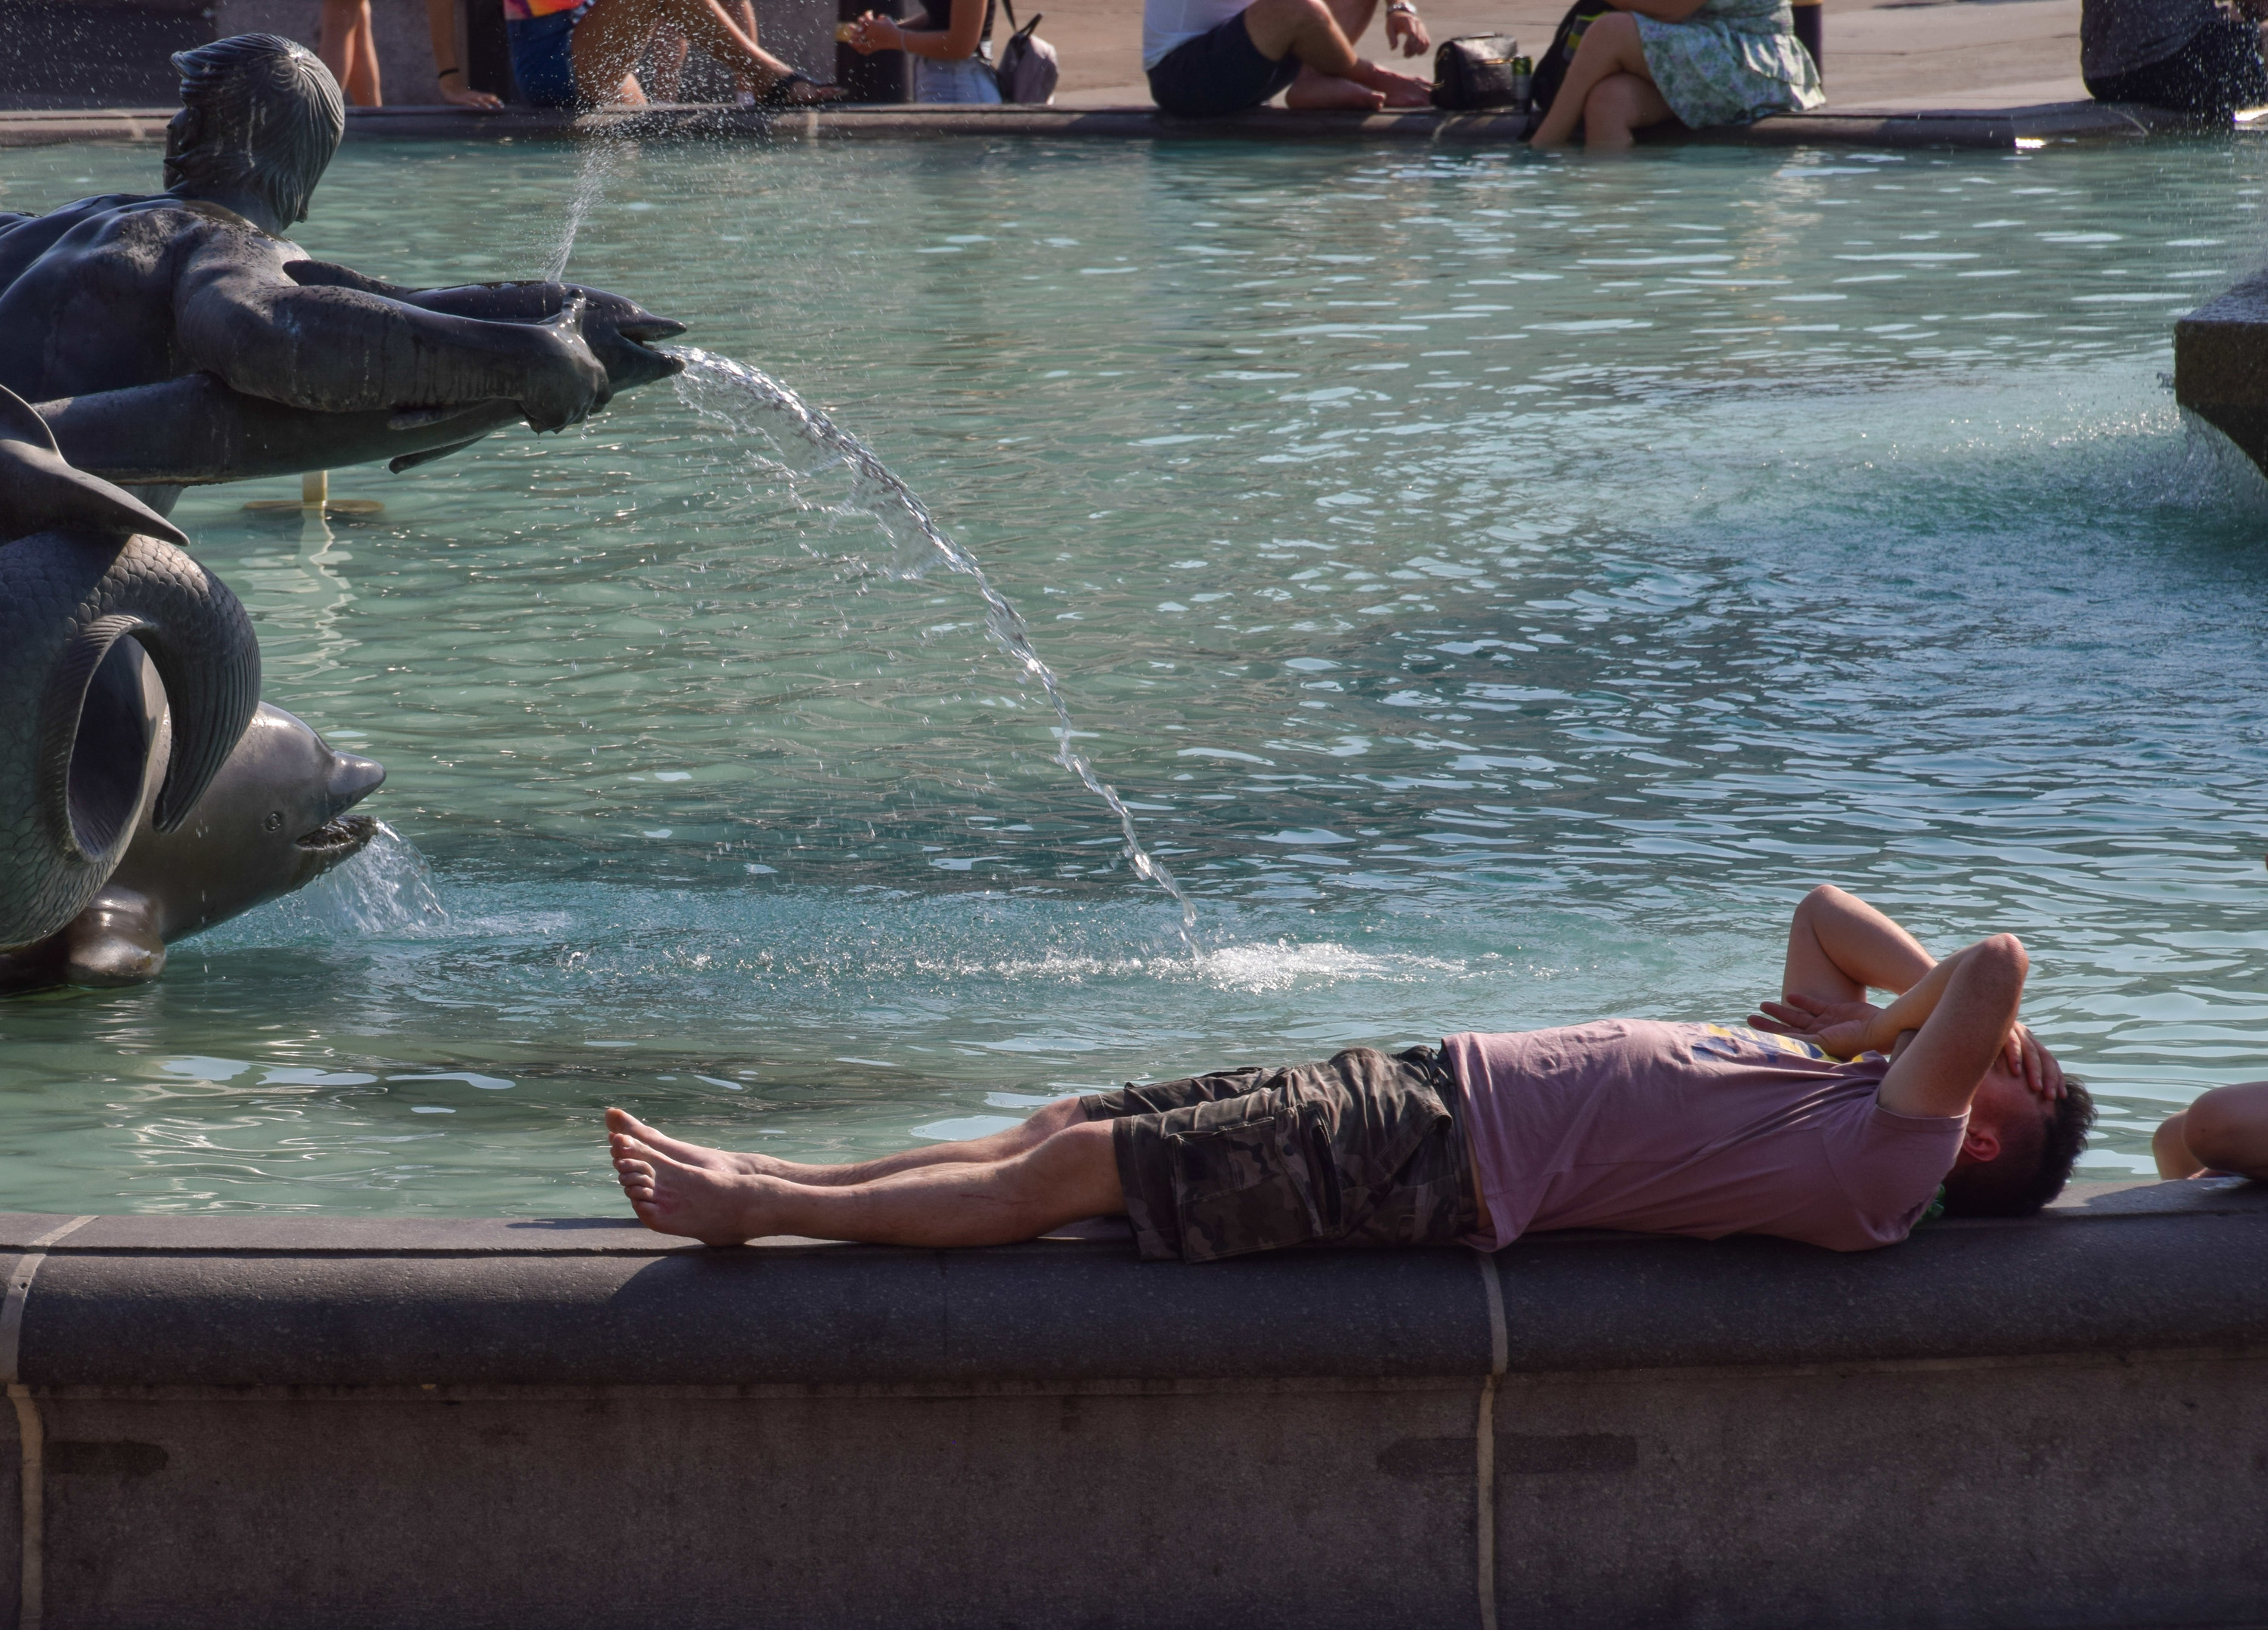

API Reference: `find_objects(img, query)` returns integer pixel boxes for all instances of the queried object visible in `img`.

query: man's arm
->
[1752,885,2062,1097]
[1779,883,1934,1006]
[1867,935,2028,1120]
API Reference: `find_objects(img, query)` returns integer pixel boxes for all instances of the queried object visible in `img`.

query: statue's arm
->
[287,261,565,321]
[174,244,609,432]
[283,261,686,393]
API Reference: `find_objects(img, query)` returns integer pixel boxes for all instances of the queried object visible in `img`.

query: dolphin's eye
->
[264,811,284,832]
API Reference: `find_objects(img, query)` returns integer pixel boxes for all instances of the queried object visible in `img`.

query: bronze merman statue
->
[0,33,688,504]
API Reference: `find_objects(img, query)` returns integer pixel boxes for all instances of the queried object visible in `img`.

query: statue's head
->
[163,35,345,230]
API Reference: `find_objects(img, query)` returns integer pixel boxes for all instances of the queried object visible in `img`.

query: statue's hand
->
[519,298,612,432]
[561,284,689,395]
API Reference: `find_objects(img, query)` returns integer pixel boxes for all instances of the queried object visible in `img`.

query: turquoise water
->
[2,133,2265,1214]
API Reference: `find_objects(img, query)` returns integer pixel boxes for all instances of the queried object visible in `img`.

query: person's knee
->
[1244,0,1334,42]
[2183,1083,2266,1167]
[1584,76,1637,131]
[1017,1118,1122,1201]
[1581,10,1640,60]
[1028,1094,1094,1137]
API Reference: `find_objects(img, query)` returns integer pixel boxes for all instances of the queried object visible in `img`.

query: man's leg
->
[612,1117,1125,1247]
[1238,0,1431,109]
[604,1095,1092,1186]
[1285,0,1378,109]
[1530,11,1653,147]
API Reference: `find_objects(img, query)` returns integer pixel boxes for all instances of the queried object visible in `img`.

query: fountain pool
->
[1,132,2265,1215]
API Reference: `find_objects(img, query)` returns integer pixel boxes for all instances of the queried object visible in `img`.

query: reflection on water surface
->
[1,135,2264,1212]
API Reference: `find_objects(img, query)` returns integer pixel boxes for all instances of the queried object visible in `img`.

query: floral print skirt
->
[1636,12,1824,129]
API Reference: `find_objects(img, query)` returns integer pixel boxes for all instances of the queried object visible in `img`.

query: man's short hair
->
[163,35,345,228]
[1940,1078,2096,1219]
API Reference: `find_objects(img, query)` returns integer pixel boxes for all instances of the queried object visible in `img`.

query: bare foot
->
[1285,69,1386,111]
[603,1106,789,1178]
[612,1132,777,1246]
[1348,60,1435,107]
[1352,69,1424,107]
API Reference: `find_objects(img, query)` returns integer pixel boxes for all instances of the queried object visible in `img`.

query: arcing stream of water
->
[669,346,1199,932]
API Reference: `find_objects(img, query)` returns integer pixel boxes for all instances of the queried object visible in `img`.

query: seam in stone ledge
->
[1474,1249,1508,1630]
[6,1213,94,1630]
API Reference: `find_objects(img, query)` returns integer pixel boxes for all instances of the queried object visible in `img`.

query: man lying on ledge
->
[609,885,2093,1257]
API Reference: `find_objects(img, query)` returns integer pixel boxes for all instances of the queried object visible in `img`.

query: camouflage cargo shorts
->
[1080,1044,1477,1263]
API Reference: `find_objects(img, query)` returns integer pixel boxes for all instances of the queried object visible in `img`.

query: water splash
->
[543,139,628,282]
[277,822,450,935]
[669,346,1199,933]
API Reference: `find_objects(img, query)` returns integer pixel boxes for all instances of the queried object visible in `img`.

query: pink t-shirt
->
[1445,1020,1966,1253]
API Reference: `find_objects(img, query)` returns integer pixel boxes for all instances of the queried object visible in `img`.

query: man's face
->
[1960,1058,2053,1166]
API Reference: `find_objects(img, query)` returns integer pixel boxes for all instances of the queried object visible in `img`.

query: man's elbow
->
[1971,932,2028,993]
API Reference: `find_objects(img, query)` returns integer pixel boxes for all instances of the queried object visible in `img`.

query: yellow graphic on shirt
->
[1692,1022,1836,1063]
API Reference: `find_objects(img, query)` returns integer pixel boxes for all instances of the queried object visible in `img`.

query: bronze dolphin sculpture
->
[0,665,386,991]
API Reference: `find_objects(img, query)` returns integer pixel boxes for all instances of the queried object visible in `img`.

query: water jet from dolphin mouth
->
[280,820,448,935]
[670,347,1198,937]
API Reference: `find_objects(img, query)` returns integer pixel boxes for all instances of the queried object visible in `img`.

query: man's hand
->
[1383,2,1430,57]
[1748,991,1882,1059]
[2006,1022,2066,1101]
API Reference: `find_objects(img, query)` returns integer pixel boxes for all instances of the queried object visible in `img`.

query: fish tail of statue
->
[106,544,261,833]
[0,532,259,948]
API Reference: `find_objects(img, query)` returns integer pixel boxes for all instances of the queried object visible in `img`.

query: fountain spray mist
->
[670,346,1199,934]
[543,138,630,281]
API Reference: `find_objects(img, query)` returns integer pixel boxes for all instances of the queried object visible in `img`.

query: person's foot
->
[611,1130,779,1245]
[1346,60,1434,107]
[603,1107,754,1174]
[1285,68,1386,110]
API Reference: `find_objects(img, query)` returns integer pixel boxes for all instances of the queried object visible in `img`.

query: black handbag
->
[1528,0,1616,116]
[1430,34,1521,110]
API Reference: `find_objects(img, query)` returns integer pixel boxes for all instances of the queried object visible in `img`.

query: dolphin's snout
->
[325,750,386,820]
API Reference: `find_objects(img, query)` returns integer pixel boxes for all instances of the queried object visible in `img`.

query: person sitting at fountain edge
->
[609,885,2094,1258]
[1141,0,1435,116]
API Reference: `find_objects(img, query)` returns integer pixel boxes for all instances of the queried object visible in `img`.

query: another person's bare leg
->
[613,1117,1126,1247]
[1241,0,1430,110]
[604,1095,1091,1185]
[1529,11,1653,147]
[645,29,692,98]
[320,0,384,105]
[1575,70,1672,150]
[572,0,835,104]
[2156,1082,2268,1179]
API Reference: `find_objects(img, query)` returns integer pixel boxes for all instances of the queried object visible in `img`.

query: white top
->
[1143,0,1253,70]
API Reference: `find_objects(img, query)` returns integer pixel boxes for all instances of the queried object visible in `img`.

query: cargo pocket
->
[1163,1105,1330,1263]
